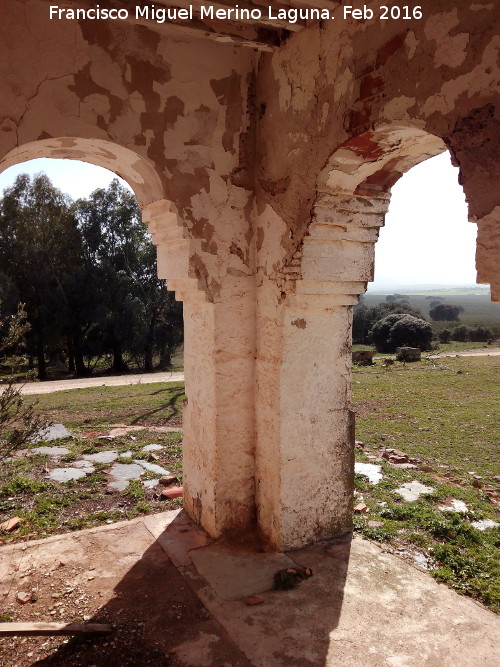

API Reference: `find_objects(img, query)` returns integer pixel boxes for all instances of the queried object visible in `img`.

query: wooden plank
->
[59,0,281,51]
[159,0,307,31]
[128,15,280,52]
[0,622,112,636]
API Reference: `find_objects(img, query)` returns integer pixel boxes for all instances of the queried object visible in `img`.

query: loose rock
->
[243,596,264,606]
[354,503,369,513]
[0,517,21,532]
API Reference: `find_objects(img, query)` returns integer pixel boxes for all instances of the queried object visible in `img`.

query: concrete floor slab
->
[144,510,212,567]
[1,511,499,666]
[190,545,296,601]
[189,532,500,666]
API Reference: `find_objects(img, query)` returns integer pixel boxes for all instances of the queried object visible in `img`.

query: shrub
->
[438,329,452,343]
[369,314,433,353]
[429,304,464,321]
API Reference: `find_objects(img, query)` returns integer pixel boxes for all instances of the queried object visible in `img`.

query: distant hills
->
[367,284,491,296]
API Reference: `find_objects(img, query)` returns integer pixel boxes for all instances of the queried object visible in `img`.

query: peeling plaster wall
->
[255,0,499,278]
[253,0,499,547]
[0,0,258,538]
[0,0,257,294]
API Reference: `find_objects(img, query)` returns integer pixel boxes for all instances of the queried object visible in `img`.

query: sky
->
[371,151,477,289]
[0,152,478,289]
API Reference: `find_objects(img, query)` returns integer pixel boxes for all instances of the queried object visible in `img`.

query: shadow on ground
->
[27,511,351,666]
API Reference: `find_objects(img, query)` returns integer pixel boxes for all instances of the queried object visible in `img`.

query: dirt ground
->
[16,372,185,396]
[0,513,250,667]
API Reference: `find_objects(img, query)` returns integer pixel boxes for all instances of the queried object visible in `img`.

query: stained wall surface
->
[0,0,498,549]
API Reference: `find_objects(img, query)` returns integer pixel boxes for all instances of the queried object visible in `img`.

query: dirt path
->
[428,347,500,359]
[10,348,500,395]
[15,371,185,395]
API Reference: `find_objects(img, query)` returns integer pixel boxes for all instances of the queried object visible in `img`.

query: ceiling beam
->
[158,0,307,32]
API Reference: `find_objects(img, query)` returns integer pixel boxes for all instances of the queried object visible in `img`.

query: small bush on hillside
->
[370,314,433,353]
[438,329,452,343]
[452,325,493,343]
[429,303,464,322]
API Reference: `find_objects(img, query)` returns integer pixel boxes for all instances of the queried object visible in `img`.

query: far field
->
[364,288,500,335]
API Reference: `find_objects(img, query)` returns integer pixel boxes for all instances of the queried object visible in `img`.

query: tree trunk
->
[36,326,47,381]
[112,342,128,373]
[143,318,156,372]
[73,335,87,377]
[67,337,75,373]
[159,345,171,369]
[144,342,154,372]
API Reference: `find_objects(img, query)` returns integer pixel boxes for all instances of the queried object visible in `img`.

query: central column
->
[256,189,389,550]
[146,200,256,538]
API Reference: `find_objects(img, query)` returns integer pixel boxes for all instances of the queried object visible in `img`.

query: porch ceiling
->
[59,0,341,51]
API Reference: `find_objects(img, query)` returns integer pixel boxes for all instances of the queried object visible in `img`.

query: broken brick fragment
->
[161,486,184,499]
[0,517,21,532]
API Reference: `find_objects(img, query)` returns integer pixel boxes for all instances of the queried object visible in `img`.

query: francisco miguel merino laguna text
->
[49,4,334,24]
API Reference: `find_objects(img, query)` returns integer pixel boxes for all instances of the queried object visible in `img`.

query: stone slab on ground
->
[142,444,164,452]
[30,424,72,443]
[472,519,499,530]
[31,446,70,457]
[134,460,170,475]
[82,451,118,464]
[395,480,435,501]
[47,468,88,482]
[108,463,144,481]
[189,545,296,601]
[107,480,129,492]
[438,498,469,513]
[354,461,383,485]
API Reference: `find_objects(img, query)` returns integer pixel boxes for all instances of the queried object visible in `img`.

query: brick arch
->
[318,125,446,196]
[0,136,204,299]
[0,137,164,209]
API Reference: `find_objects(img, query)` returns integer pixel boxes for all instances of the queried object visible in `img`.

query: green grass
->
[353,356,499,478]
[353,355,499,612]
[26,381,185,429]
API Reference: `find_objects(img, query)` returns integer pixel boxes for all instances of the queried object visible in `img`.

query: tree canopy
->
[0,174,183,378]
[369,313,433,353]
[429,303,464,322]
[353,301,426,345]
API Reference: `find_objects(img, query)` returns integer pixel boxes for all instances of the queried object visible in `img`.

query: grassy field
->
[353,356,499,477]
[27,381,186,429]
[352,355,499,612]
[1,357,498,612]
[0,382,186,543]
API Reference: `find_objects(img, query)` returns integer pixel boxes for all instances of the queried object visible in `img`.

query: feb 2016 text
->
[48,5,425,24]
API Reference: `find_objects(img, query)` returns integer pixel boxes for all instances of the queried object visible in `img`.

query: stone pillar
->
[145,201,256,538]
[256,189,389,550]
